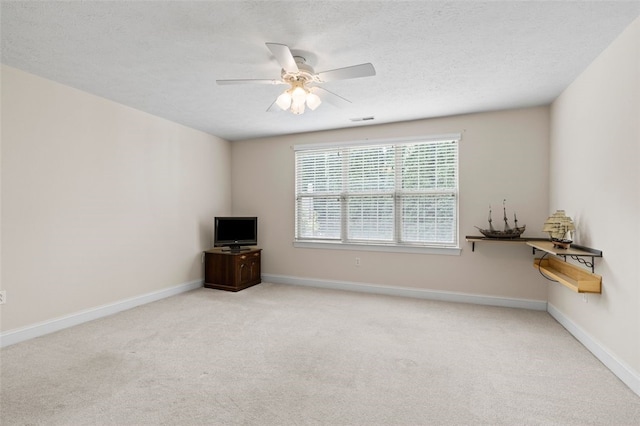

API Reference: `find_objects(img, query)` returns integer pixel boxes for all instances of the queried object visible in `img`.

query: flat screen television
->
[214,217,258,252]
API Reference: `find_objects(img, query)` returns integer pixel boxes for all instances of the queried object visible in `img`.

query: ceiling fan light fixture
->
[277,83,320,114]
[218,42,376,116]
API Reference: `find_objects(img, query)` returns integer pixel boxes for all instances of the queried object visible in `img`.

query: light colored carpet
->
[1,283,639,425]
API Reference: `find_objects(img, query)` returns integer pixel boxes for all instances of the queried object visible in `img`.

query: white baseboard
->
[547,303,640,397]
[0,279,203,348]
[262,273,548,311]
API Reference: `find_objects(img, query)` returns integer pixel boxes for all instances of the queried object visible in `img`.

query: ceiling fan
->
[216,43,376,115]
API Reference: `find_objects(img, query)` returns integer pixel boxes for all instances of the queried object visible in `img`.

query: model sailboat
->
[543,210,575,249]
[475,200,526,239]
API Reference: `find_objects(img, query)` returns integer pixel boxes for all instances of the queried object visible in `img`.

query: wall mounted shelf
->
[526,241,602,273]
[466,236,603,294]
[465,236,548,252]
[533,256,602,293]
[527,241,603,294]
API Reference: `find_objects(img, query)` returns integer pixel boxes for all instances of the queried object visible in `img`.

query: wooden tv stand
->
[203,248,261,292]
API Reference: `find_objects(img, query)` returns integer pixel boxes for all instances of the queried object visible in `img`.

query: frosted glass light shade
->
[276,91,292,110]
[290,100,305,115]
[306,92,322,110]
[291,86,307,104]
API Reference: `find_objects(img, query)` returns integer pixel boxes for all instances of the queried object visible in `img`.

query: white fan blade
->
[316,63,376,83]
[266,98,282,112]
[266,42,299,73]
[311,86,352,107]
[216,79,284,85]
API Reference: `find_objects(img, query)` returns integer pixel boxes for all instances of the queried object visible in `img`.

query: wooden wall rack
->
[465,236,548,252]
[465,236,603,294]
[533,257,602,293]
[527,241,603,294]
[526,241,602,273]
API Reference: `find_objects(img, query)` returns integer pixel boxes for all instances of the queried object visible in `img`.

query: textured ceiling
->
[2,1,639,141]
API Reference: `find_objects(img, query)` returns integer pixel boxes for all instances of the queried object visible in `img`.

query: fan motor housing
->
[281,57,316,84]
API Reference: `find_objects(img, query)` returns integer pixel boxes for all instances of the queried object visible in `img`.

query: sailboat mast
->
[502,199,511,231]
[488,205,495,232]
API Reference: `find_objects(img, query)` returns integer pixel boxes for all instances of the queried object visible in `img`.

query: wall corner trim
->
[0,279,203,348]
[262,273,548,311]
[547,303,640,397]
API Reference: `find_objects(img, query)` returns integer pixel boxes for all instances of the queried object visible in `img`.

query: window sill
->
[293,241,461,256]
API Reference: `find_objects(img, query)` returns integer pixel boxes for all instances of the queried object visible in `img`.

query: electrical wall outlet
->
[355,257,361,267]
[0,290,6,305]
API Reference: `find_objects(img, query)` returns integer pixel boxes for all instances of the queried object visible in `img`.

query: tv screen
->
[214,217,257,251]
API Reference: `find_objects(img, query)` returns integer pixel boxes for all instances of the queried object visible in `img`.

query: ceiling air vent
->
[349,116,375,122]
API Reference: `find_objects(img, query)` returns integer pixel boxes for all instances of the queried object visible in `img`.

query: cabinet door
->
[249,251,261,283]
[235,254,252,286]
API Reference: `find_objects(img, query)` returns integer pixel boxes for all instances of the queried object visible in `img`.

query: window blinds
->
[295,137,459,247]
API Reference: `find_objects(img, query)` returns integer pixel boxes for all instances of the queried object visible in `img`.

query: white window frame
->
[294,134,461,255]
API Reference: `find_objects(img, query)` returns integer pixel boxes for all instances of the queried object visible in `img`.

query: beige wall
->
[549,18,640,373]
[231,106,550,301]
[1,65,231,332]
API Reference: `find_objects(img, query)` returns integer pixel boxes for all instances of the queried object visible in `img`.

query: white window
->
[294,135,459,251]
